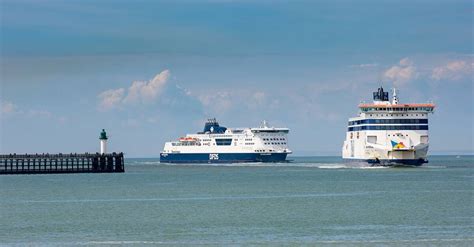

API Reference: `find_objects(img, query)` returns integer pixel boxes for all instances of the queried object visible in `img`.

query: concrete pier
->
[0,152,124,175]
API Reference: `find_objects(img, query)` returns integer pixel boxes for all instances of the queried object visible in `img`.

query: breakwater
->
[0,152,124,175]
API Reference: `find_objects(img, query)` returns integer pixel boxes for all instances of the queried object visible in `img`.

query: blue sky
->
[1,0,473,156]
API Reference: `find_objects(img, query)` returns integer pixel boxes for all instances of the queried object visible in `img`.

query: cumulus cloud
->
[97,69,170,111]
[399,57,413,66]
[431,60,473,81]
[383,58,417,87]
[123,70,170,104]
[97,88,125,111]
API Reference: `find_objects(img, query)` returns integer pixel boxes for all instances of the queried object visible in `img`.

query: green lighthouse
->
[99,129,108,140]
[99,129,108,154]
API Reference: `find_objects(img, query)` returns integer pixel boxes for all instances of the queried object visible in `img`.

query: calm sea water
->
[0,156,473,246]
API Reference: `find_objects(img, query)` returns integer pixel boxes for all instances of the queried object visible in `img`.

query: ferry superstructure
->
[342,87,435,166]
[160,119,292,163]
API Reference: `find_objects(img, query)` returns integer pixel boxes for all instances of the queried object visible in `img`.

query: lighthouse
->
[99,129,108,154]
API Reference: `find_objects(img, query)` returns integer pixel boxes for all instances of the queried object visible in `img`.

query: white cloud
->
[399,57,413,66]
[431,60,472,81]
[252,92,266,105]
[97,69,171,111]
[123,70,170,104]
[26,110,53,118]
[383,57,417,87]
[1,101,16,114]
[97,88,125,111]
[147,116,159,124]
[58,116,67,124]
[123,118,140,127]
[198,91,232,114]
[197,90,273,114]
[0,100,66,123]
[351,63,378,68]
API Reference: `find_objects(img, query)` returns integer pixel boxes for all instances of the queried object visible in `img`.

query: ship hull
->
[342,144,429,167]
[343,158,427,166]
[160,152,288,163]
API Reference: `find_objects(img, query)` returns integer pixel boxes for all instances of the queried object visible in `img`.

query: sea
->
[0,155,472,246]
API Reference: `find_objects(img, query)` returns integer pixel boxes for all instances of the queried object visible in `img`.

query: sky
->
[0,0,473,157]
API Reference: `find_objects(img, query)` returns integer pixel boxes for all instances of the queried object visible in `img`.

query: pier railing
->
[0,152,124,175]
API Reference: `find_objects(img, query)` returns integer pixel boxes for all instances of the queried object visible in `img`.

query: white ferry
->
[160,119,292,163]
[342,87,435,166]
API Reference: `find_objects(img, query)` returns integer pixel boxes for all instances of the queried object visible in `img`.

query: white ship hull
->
[343,138,429,166]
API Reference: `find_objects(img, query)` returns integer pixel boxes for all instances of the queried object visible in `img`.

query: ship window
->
[215,139,232,146]
[367,136,377,144]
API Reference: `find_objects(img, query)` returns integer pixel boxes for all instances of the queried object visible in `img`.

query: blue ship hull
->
[344,158,427,166]
[160,152,288,163]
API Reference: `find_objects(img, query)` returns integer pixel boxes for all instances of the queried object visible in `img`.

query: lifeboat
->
[179,137,197,142]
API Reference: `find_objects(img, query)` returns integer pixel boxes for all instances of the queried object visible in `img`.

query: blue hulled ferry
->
[160,119,291,163]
